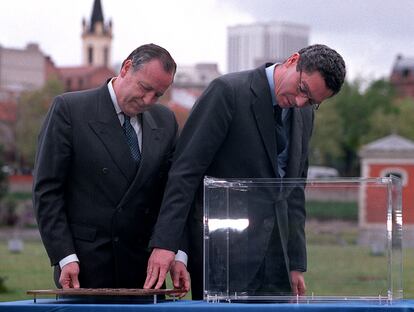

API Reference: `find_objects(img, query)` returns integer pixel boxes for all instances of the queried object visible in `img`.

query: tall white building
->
[227,22,309,73]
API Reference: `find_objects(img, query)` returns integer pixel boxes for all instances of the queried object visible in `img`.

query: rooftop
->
[359,134,414,158]
[392,55,414,73]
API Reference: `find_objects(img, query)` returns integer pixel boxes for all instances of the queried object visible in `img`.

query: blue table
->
[1,299,414,312]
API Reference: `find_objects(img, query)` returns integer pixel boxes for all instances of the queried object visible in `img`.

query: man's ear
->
[120,59,132,77]
[285,53,300,67]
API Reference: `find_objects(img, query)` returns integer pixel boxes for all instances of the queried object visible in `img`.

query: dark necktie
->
[122,114,141,164]
[274,105,286,155]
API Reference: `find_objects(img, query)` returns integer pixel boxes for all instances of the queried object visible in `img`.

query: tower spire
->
[81,0,112,67]
[90,0,104,32]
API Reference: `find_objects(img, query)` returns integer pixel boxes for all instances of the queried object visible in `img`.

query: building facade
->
[390,54,414,99]
[0,43,47,161]
[165,63,221,130]
[227,21,309,73]
[174,63,221,89]
[0,43,46,94]
[359,134,414,247]
[0,0,115,167]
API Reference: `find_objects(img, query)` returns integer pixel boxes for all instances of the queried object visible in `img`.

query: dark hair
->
[121,43,177,74]
[296,44,346,95]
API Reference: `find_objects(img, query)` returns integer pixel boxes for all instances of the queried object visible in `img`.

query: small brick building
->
[359,134,414,246]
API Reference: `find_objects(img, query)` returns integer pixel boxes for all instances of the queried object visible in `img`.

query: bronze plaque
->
[27,288,186,297]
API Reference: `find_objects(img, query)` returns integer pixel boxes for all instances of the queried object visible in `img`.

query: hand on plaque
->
[144,248,175,289]
[59,262,80,289]
[169,260,190,298]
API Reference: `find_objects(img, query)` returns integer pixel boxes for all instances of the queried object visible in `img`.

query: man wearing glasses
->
[145,44,346,299]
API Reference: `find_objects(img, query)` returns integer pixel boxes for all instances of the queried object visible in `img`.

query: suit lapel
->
[250,66,278,177]
[132,110,163,181]
[88,85,136,182]
[117,110,164,207]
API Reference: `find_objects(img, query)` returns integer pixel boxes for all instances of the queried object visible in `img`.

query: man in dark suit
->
[33,44,189,292]
[144,44,346,299]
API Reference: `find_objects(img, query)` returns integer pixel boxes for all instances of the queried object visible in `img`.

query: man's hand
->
[144,248,175,289]
[170,260,190,298]
[290,270,306,296]
[59,262,80,289]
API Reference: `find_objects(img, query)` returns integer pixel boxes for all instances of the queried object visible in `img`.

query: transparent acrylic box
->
[203,176,403,302]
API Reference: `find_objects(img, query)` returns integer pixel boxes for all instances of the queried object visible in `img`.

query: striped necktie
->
[122,114,141,164]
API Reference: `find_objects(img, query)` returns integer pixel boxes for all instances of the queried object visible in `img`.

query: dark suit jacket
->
[150,64,314,297]
[33,83,178,288]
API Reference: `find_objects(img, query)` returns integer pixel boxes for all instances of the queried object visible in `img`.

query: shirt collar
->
[265,63,278,107]
[107,78,122,115]
[265,64,291,121]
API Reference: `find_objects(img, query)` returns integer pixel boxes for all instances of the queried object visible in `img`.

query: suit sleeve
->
[149,78,236,252]
[152,108,179,210]
[33,95,75,266]
[287,109,314,272]
[287,178,307,272]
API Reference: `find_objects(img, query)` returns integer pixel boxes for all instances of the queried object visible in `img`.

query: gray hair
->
[122,43,177,74]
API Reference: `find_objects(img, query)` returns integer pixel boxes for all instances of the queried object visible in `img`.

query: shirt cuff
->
[59,254,79,269]
[175,250,188,267]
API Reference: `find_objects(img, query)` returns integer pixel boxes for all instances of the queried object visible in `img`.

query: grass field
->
[1,240,412,302]
[306,201,358,221]
[0,241,55,302]
[307,244,397,296]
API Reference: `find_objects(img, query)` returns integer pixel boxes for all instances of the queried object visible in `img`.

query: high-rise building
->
[81,0,112,67]
[227,21,309,73]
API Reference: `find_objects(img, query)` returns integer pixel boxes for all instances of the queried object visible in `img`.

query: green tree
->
[359,79,399,141]
[366,96,414,142]
[311,80,365,175]
[309,92,343,168]
[311,78,397,176]
[15,79,64,169]
[394,97,414,140]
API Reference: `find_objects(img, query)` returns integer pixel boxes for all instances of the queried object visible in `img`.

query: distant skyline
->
[1,0,413,81]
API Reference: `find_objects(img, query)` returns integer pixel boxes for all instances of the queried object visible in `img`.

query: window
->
[88,46,93,65]
[104,47,109,67]
[402,69,410,78]
[380,168,408,186]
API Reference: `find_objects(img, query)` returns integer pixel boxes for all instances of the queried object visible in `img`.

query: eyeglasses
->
[297,71,320,110]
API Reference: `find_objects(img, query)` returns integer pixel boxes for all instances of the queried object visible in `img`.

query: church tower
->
[81,0,112,67]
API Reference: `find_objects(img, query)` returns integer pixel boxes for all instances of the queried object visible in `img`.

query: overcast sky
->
[1,0,413,81]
